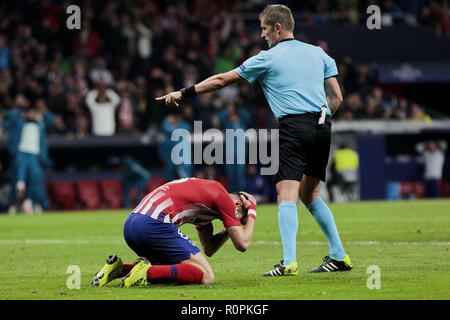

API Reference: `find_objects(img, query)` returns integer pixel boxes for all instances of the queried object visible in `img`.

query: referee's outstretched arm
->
[324,76,343,115]
[155,70,242,107]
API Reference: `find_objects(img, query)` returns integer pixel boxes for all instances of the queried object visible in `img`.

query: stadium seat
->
[147,177,167,192]
[100,179,123,209]
[413,182,425,199]
[441,180,450,198]
[400,182,414,198]
[49,181,77,210]
[76,180,101,210]
[45,182,53,210]
[386,181,401,200]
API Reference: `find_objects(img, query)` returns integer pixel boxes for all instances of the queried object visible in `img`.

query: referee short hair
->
[259,4,295,32]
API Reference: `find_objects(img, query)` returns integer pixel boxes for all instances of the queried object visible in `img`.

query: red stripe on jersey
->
[131,178,241,228]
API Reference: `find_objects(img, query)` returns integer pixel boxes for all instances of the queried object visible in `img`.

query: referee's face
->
[260,21,278,48]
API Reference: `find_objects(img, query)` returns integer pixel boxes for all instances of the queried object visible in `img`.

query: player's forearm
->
[229,217,256,252]
[205,228,230,257]
[197,224,229,257]
[227,217,255,253]
[241,217,255,250]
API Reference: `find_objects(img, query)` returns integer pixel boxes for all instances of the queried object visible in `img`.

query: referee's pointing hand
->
[155,91,182,107]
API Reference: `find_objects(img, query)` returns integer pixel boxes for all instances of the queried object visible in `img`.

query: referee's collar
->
[277,38,295,44]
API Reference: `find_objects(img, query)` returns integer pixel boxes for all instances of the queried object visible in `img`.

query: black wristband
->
[180,85,197,99]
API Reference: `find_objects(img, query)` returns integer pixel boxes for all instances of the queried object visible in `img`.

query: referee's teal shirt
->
[235,39,338,120]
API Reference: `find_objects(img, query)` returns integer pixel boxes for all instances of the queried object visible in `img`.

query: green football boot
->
[91,254,123,287]
[120,257,151,288]
[263,260,299,276]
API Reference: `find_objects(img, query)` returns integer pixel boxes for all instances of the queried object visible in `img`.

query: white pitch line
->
[0,239,448,246]
[254,240,450,246]
[0,239,120,245]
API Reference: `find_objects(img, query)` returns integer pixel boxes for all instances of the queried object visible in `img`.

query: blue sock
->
[278,202,298,266]
[307,197,346,260]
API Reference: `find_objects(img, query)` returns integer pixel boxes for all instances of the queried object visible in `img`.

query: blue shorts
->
[123,213,200,265]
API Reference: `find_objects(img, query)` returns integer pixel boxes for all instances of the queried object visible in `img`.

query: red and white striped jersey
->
[131,178,241,228]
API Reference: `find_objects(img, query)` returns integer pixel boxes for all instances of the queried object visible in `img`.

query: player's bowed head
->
[229,191,257,225]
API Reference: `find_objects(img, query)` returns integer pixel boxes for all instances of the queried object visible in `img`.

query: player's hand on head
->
[155,91,182,107]
[239,191,257,209]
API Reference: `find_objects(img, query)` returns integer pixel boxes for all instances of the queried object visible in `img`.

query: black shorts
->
[273,112,331,184]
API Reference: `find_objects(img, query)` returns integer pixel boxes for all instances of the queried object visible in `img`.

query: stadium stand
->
[0,0,449,211]
[100,179,123,209]
[49,181,77,210]
[75,180,101,210]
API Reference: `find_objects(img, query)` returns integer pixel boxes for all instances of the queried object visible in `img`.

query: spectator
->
[133,19,153,75]
[116,80,138,134]
[89,57,114,86]
[158,113,192,181]
[360,96,385,119]
[85,77,121,136]
[338,92,363,119]
[327,141,359,202]
[121,156,151,209]
[2,95,31,212]
[391,97,409,120]
[0,161,10,213]
[409,103,432,123]
[193,168,206,179]
[194,93,217,130]
[371,87,393,117]
[416,139,448,198]
[182,104,195,126]
[6,105,53,213]
[216,101,251,192]
[0,34,11,69]
[74,113,90,138]
[204,165,218,181]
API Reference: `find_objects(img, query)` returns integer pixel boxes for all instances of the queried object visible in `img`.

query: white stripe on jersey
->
[140,191,165,215]
[150,198,174,220]
[135,187,163,212]
[134,193,152,213]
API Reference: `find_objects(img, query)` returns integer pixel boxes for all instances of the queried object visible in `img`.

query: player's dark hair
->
[229,192,248,217]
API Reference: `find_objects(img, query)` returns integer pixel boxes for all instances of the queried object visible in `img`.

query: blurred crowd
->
[0,0,448,212]
[0,0,443,142]
[291,0,450,36]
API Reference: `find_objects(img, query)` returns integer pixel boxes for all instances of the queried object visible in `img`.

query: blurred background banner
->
[0,0,449,213]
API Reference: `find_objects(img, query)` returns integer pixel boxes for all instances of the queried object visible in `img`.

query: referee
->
[157,4,353,275]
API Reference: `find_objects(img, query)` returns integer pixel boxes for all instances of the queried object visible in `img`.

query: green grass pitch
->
[0,200,449,300]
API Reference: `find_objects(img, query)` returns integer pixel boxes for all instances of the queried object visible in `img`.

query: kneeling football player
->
[91,178,257,287]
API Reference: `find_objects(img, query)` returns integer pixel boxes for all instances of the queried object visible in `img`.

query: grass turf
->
[0,199,449,300]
